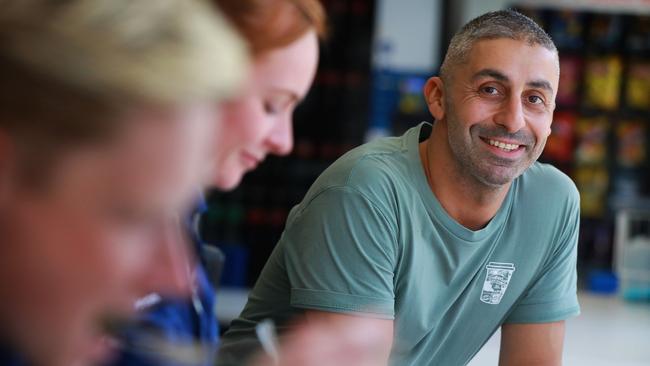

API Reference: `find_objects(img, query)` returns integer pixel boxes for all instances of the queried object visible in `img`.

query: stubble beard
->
[444,109,544,190]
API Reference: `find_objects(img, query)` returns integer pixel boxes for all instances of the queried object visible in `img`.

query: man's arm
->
[305,311,394,365]
[499,321,565,366]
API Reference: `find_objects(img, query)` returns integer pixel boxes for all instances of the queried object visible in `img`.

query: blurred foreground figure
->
[113,1,387,366]
[0,0,247,365]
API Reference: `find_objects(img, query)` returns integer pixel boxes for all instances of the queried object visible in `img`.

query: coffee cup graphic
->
[480,262,515,305]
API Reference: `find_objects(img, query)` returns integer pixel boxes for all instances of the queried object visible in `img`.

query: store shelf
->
[514,0,650,15]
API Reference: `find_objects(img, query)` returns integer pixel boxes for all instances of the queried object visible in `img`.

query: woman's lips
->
[240,152,261,169]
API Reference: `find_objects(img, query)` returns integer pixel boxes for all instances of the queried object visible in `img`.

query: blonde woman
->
[0,1,246,365]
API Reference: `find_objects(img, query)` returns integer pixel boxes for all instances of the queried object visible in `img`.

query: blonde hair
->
[0,0,248,185]
[0,0,247,103]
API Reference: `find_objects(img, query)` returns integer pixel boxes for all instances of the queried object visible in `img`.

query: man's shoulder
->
[307,135,412,197]
[288,134,418,226]
[519,162,579,202]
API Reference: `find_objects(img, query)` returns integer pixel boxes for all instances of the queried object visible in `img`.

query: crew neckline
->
[406,122,516,243]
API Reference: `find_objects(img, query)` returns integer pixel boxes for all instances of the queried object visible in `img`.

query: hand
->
[250,316,389,366]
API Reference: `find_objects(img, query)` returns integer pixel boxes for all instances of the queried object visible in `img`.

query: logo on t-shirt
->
[480,262,516,305]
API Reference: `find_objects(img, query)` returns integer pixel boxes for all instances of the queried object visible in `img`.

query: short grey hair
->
[440,9,556,83]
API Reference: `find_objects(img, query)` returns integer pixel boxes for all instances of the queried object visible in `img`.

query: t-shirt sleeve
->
[505,191,581,324]
[281,186,398,319]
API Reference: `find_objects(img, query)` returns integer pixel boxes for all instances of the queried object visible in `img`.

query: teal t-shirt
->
[217,123,580,366]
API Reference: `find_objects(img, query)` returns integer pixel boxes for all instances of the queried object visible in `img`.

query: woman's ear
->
[423,76,445,121]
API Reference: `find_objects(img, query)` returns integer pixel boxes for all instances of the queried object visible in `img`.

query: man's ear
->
[423,76,445,121]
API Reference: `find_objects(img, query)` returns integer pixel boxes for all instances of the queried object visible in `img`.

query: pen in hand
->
[255,319,281,366]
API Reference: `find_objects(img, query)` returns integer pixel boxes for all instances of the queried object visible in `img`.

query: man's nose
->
[495,96,526,133]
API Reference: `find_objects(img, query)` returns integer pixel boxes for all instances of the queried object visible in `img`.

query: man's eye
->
[527,95,544,104]
[481,86,499,95]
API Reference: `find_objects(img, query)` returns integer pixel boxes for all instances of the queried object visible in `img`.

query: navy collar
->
[0,343,26,366]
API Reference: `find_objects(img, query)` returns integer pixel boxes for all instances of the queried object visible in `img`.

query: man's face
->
[0,104,216,366]
[442,38,559,187]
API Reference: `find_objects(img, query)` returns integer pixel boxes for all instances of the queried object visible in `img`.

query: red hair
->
[214,0,326,56]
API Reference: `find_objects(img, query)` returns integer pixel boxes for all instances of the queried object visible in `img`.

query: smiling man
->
[218,10,580,366]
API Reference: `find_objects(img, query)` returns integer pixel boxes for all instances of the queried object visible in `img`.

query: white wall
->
[373,0,443,72]
[452,0,514,34]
